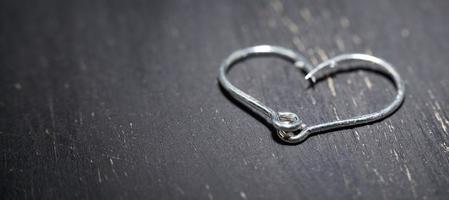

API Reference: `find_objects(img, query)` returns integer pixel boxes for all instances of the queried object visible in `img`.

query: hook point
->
[305,74,316,83]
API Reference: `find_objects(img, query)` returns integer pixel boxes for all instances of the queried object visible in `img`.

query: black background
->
[1,0,449,199]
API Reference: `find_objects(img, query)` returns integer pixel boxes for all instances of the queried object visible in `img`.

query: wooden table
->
[1,0,449,199]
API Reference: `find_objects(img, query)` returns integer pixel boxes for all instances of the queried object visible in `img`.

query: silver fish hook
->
[218,45,405,144]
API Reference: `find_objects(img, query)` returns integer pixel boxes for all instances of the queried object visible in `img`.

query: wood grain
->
[1,0,449,199]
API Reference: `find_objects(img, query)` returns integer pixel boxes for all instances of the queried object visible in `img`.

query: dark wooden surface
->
[1,0,449,199]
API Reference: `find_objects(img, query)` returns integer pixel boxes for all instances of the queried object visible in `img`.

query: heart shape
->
[218,45,405,144]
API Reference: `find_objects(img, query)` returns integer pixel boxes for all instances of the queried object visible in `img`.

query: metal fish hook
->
[218,45,405,144]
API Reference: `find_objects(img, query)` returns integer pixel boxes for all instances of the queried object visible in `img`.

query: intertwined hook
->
[218,45,405,144]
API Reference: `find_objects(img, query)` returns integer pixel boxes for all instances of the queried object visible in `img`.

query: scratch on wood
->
[48,96,56,129]
[340,17,350,28]
[78,110,83,125]
[387,121,394,133]
[335,37,345,51]
[292,36,306,51]
[205,184,213,200]
[435,101,442,110]
[14,83,22,90]
[365,49,373,55]
[170,27,179,38]
[363,77,373,90]
[440,143,449,153]
[404,165,417,198]
[240,191,247,199]
[372,168,385,183]
[351,97,358,107]
[434,112,448,133]
[268,18,277,28]
[310,56,318,65]
[310,96,317,105]
[79,59,87,71]
[401,28,410,38]
[281,17,299,34]
[426,91,435,100]
[352,35,361,45]
[327,77,337,96]
[271,0,299,35]
[392,149,399,161]
[110,158,119,178]
[354,130,360,141]
[300,8,312,23]
[342,174,350,189]
[428,90,449,134]
[316,48,328,61]
[307,48,314,56]
[175,185,185,195]
[271,0,300,36]
[333,107,340,120]
[270,0,283,13]
[347,79,352,85]
[47,96,58,161]
[334,144,339,154]
[97,167,102,183]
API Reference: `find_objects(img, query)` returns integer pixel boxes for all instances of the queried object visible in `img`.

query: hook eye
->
[272,112,304,132]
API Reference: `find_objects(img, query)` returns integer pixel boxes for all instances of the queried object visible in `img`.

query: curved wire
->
[218,45,405,144]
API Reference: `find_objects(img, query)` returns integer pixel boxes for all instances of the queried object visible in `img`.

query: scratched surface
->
[1,0,449,199]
